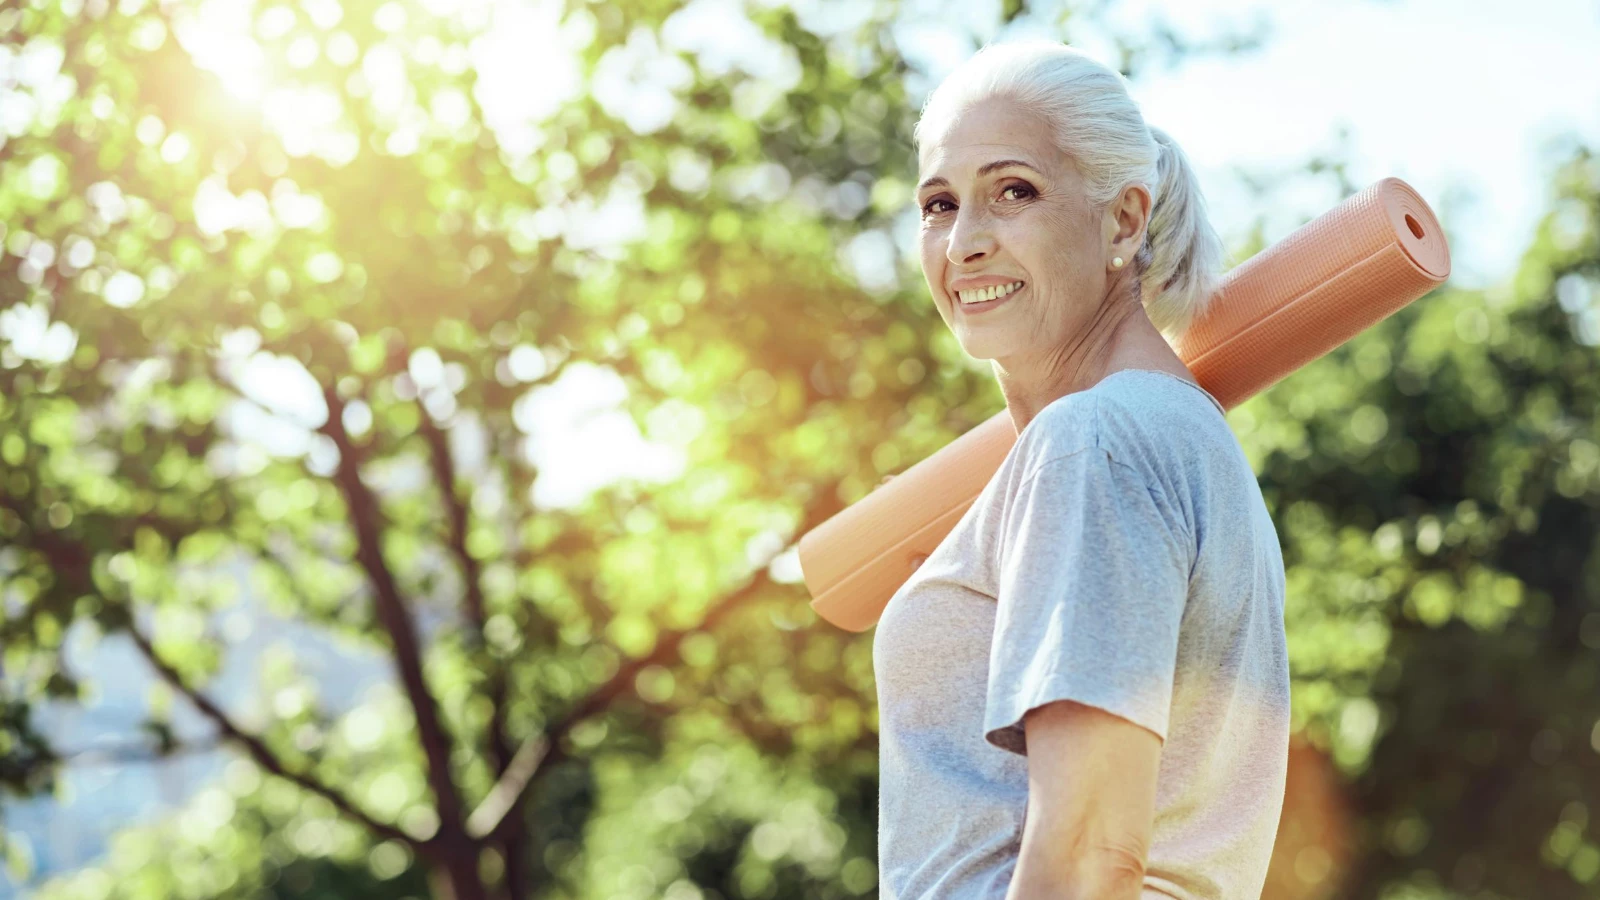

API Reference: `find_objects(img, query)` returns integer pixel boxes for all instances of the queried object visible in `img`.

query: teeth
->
[957,281,1024,304]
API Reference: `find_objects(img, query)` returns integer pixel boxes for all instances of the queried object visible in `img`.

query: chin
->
[954,333,1010,363]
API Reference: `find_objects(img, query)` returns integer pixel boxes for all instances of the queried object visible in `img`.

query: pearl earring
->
[1112,256,1124,269]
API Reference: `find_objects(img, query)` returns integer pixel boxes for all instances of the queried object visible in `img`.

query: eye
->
[921,197,954,216]
[1001,183,1036,201]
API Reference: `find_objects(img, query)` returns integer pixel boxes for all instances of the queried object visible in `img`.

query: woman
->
[872,40,1290,899]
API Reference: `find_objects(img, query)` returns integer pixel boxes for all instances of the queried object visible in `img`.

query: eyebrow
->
[917,159,1042,193]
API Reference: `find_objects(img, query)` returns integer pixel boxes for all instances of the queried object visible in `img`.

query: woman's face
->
[915,99,1114,365]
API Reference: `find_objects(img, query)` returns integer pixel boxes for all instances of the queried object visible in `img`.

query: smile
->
[954,281,1025,312]
[956,281,1024,304]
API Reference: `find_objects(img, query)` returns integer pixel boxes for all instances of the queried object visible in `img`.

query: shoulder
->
[1015,371,1232,492]
[1013,391,1101,475]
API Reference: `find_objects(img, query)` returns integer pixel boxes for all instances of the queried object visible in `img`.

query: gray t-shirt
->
[873,369,1290,900]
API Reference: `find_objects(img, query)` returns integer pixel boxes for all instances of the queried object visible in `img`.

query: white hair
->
[914,39,1226,342]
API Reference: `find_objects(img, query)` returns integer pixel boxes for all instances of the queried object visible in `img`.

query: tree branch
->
[125,625,423,851]
[419,402,532,897]
[319,386,477,858]
[471,566,778,843]
[465,733,549,840]
[468,490,843,844]
[1,494,425,850]
[418,407,512,766]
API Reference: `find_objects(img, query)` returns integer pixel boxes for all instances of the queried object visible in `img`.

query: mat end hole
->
[1404,214,1424,239]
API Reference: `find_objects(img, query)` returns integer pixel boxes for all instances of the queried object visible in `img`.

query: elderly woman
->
[871,40,1290,900]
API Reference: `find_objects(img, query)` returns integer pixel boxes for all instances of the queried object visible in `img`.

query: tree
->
[1240,143,1600,898]
[2,0,1260,896]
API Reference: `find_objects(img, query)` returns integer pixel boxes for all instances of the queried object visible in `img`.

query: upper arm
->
[984,445,1188,896]
[1007,699,1160,897]
[983,447,1192,754]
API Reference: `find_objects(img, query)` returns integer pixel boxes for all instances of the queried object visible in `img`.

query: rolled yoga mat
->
[799,176,1452,633]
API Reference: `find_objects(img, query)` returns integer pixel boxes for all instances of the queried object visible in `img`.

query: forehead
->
[917,100,1068,184]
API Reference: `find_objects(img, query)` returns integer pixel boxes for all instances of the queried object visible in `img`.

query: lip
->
[948,275,1025,292]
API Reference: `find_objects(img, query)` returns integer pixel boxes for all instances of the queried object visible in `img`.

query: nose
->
[946,207,995,266]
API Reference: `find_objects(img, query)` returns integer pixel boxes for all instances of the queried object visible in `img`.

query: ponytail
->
[1138,126,1227,340]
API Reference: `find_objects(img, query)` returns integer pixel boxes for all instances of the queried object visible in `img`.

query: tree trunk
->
[431,838,489,900]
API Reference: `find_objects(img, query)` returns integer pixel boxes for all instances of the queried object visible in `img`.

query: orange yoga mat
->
[799,176,1451,632]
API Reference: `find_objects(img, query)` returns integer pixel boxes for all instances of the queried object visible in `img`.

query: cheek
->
[918,231,945,280]
[1021,205,1089,274]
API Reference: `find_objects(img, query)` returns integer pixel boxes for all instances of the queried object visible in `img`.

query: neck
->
[993,295,1193,435]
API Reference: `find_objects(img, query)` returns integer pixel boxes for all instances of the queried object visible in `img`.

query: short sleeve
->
[983,447,1192,755]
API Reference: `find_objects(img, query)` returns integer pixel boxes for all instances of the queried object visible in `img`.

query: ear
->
[1106,183,1152,263]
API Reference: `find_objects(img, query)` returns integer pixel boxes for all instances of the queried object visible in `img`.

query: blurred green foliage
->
[0,0,1596,898]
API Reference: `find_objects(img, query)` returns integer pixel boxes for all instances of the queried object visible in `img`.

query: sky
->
[1090,0,1600,287]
